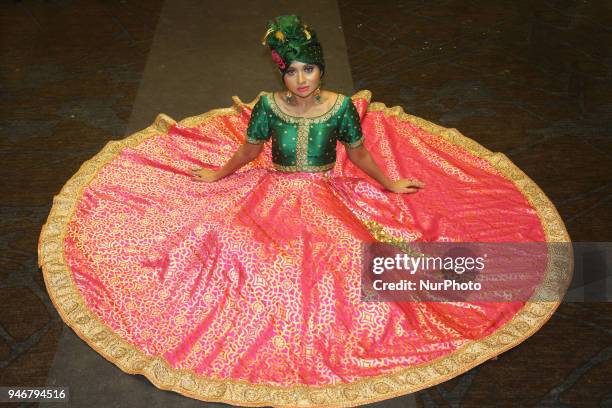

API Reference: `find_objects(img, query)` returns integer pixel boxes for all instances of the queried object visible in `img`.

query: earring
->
[285,90,293,104]
[314,85,322,104]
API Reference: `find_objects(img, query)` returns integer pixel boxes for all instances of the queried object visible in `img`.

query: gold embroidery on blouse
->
[245,138,266,145]
[340,137,364,149]
[267,92,345,124]
[273,162,335,173]
[267,92,346,171]
[295,123,309,168]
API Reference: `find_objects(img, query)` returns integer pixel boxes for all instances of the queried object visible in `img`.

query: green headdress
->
[261,15,325,78]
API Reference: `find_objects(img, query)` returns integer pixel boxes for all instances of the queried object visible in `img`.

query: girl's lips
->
[297,86,309,92]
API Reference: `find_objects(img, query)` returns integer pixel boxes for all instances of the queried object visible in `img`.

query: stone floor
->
[1,0,611,407]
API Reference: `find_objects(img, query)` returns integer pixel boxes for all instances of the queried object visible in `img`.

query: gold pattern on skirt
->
[38,90,572,407]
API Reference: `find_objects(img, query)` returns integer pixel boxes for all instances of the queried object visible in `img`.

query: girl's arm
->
[346,145,424,193]
[191,142,263,182]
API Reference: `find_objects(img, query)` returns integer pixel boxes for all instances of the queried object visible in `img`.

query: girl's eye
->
[305,66,313,72]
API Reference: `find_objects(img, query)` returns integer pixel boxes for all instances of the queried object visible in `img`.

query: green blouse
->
[246,92,364,172]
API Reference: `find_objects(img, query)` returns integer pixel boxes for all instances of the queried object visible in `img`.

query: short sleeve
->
[246,97,271,144]
[337,99,364,148]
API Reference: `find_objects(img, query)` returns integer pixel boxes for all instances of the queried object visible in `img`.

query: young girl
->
[190,16,424,194]
[39,14,570,408]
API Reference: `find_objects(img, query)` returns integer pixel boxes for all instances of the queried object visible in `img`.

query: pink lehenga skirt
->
[38,90,571,407]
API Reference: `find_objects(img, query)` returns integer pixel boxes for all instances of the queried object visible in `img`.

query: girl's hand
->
[190,168,221,182]
[386,179,425,194]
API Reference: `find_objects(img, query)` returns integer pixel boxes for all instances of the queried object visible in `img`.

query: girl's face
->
[283,61,321,97]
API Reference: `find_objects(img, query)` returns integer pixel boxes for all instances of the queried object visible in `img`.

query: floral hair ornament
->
[261,14,325,78]
[270,49,286,70]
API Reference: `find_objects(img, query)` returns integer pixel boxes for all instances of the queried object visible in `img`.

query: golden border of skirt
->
[37,89,573,408]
